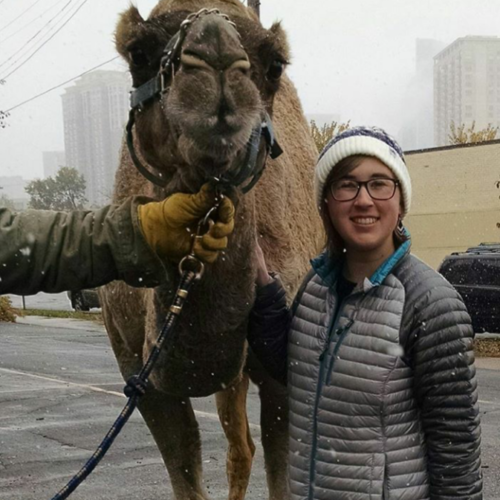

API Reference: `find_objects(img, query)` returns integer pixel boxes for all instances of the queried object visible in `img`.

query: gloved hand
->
[137,184,235,264]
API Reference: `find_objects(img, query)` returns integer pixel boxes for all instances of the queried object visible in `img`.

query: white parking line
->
[0,367,124,396]
[0,367,261,429]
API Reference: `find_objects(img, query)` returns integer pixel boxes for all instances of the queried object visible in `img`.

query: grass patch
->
[13,308,103,323]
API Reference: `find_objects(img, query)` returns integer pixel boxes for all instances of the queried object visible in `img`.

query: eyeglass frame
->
[328,177,400,202]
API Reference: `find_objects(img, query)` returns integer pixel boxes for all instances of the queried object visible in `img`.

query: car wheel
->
[73,292,90,312]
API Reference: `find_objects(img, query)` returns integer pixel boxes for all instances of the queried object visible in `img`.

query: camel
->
[99,1,323,499]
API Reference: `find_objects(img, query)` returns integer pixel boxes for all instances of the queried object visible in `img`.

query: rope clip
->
[178,199,221,280]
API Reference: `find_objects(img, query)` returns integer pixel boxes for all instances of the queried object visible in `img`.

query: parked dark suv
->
[438,243,500,334]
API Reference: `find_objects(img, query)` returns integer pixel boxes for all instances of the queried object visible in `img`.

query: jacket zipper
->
[308,298,355,499]
[307,309,339,500]
[326,319,354,385]
[308,288,362,499]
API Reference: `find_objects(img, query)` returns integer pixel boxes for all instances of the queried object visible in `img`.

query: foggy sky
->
[0,0,499,180]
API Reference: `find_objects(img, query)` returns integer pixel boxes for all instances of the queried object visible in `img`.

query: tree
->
[310,119,350,153]
[0,296,16,323]
[448,121,499,145]
[25,167,87,211]
[0,79,8,129]
[0,110,8,129]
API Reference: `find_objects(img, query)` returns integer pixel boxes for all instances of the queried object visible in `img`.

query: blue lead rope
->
[50,270,199,500]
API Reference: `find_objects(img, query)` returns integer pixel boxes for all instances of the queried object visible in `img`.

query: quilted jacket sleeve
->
[411,281,482,499]
[247,275,290,385]
[0,197,166,295]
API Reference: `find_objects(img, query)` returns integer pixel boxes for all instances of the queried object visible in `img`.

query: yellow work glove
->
[137,184,235,264]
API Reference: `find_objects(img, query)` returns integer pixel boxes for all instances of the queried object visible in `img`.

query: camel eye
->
[267,59,284,81]
[129,48,149,67]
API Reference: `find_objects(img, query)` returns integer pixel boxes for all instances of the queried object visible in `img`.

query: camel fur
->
[99,1,323,499]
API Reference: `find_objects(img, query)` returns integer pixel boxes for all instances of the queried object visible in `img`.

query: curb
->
[15,315,106,333]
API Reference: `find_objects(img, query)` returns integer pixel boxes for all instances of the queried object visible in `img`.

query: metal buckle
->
[178,204,220,280]
[178,254,204,280]
[160,68,170,94]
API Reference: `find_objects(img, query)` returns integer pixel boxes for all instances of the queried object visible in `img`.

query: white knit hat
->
[314,126,411,216]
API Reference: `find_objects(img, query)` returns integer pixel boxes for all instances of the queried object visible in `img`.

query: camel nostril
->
[217,98,237,126]
[215,114,240,135]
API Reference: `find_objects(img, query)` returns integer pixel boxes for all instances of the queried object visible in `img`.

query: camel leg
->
[246,350,290,500]
[215,373,255,500]
[138,390,209,500]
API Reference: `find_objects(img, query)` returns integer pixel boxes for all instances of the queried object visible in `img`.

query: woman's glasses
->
[329,178,399,202]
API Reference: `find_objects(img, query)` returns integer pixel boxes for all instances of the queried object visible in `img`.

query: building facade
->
[42,151,66,179]
[0,176,30,210]
[405,140,500,268]
[62,70,130,206]
[400,39,446,152]
[434,36,500,147]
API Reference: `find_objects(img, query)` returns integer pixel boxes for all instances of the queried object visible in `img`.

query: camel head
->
[115,0,290,193]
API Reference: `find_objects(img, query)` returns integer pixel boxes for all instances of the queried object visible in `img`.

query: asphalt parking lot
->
[1,317,500,499]
[0,320,267,500]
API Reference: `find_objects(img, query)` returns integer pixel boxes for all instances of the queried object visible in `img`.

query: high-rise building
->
[62,70,130,206]
[434,36,500,147]
[0,176,30,210]
[399,39,446,152]
[42,151,66,178]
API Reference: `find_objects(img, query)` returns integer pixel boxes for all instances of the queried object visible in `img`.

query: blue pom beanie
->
[314,126,411,216]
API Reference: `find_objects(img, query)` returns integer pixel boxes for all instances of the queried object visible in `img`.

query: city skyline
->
[1,0,500,181]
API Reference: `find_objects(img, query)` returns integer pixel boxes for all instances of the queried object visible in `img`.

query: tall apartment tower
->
[434,36,500,147]
[62,70,130,206]
[42,151,66,178]
[400,39,446,151]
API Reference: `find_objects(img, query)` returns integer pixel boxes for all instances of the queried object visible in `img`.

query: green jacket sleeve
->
[0,196,166,295]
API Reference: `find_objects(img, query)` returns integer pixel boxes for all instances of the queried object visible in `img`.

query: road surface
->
[1,319,499,499]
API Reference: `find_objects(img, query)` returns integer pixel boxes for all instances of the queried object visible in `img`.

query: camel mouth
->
[176,113,257,165]
[175,121,257,181]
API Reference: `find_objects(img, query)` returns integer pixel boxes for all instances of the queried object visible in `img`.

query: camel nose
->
[181,14,250,72]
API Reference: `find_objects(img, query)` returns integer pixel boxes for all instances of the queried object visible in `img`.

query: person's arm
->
[412,283,482,499]
[247,241,291,385]
[0,186,235,296]
[248,275,290,385]
[0,197,162,295]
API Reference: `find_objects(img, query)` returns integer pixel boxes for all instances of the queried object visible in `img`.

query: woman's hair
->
[319,155,408,258]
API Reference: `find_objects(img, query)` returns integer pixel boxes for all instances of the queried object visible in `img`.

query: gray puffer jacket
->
[249,242,482,500]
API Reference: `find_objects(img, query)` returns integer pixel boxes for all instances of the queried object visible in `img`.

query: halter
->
[125,8,283,193]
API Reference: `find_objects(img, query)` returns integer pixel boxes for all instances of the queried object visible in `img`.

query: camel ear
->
[256,22,290,88]
[115,6,145,61]
[265,22,290,64]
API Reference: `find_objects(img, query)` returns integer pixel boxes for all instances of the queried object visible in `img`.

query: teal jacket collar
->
[311,230,411,291]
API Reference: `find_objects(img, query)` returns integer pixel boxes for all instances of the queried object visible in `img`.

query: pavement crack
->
[31,431,92,452]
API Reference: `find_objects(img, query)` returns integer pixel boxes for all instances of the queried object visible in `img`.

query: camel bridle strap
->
[125,8,282,192]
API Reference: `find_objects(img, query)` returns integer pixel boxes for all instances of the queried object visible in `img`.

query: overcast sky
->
[0,0,499,180]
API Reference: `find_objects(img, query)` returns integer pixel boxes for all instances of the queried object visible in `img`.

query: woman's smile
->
[350,216,379,226]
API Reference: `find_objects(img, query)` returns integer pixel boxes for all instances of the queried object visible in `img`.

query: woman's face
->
[325,157,402,257]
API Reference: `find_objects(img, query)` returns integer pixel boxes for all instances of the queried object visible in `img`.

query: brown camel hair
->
[99,1,323,499]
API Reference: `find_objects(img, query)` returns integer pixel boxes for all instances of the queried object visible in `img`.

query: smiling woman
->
[249,126,483,500]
